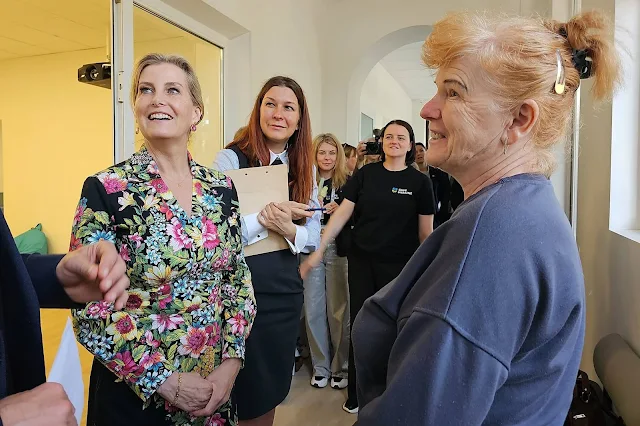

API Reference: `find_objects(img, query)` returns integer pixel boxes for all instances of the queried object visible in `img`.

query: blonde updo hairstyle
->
[422,11,621,176]
[130,53,204,127]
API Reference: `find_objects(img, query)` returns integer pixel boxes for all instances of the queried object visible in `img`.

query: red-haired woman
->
[214,76,320,426]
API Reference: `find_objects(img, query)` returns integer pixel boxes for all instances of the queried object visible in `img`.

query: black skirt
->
[234,249,303,420]
[86,358,237,426]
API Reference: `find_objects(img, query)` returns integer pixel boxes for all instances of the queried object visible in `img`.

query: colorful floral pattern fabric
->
[70,147,255,425]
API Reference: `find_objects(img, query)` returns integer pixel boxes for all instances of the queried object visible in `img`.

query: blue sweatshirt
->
[353,174,585,425]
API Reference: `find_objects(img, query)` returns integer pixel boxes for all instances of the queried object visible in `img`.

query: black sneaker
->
[342,398,359,414]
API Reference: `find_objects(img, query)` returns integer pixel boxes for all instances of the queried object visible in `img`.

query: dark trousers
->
[347,252,407,405]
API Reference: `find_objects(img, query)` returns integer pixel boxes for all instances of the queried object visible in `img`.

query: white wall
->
[315,0,533,145]
[577,0,640,379]
[359,64,413,135]
[199,0,323,143]
[412,101,426,145]
[166,0,548,145]
[155,0,323,144]
[547,0,572,216]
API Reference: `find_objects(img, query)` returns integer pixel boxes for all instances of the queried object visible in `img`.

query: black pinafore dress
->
[228,145,304,420]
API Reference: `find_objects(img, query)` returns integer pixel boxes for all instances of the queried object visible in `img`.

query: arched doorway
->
[345,25,431,144]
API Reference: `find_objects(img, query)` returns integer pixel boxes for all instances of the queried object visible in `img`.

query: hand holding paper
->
[258,203,296,242]
[224,165,290,256]
[278,201,313,221]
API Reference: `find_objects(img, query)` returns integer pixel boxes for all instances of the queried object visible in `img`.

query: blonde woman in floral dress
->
[69,53,255,426]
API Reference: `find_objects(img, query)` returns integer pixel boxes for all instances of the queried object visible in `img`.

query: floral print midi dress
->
[70,147,256,425]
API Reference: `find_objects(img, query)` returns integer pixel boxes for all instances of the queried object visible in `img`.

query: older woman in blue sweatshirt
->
[350,10,620,425]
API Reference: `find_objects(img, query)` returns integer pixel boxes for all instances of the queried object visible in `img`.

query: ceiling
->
[379,41,437,103]
[0,0,191,61]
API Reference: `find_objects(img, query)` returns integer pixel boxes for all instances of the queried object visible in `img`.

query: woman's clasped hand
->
[157,358,242,417]
[257,201,313,240]
[157,372,214,414]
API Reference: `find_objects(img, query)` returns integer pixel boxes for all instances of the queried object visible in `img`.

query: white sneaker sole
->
[342,402,359,414]
[331,380,348,390]
[311,378,328,388]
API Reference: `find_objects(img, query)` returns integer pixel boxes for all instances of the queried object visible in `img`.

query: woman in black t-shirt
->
[300,119,435,414]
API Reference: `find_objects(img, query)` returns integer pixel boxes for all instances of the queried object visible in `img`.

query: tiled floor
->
[275,367,355,426]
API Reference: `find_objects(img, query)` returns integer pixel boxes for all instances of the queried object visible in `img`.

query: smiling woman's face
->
[134,63,200,143]
[259,86,300,145]
[382,124,411,161]
[420,57,509,175]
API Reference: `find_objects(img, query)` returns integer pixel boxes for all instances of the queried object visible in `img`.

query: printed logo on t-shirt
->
[392,187,412,195]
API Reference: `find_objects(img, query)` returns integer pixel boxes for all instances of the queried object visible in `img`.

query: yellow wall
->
[0,48,113,426]
[0,49,114,253]
[192,41,223,167]
[0,121,4,193]
[0,38,222,252]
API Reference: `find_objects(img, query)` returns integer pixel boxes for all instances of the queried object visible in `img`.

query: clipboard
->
[225,164,290,257]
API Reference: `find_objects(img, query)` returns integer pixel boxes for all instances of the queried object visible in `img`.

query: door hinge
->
[117,71,124,103]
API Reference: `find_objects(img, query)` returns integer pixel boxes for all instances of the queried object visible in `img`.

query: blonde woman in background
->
[302,134,351,390]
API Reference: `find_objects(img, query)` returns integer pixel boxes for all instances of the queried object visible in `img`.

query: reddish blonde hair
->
[423,10,621,176]
[227,76,313,203]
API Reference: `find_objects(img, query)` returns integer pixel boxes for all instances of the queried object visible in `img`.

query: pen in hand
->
[305,207,326,212]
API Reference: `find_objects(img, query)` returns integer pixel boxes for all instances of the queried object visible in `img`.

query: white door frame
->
[111,0,229,163]
[112,0,134,164]
[569,0,582,238]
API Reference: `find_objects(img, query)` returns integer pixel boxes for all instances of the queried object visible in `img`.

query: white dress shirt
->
[213,148,321,255]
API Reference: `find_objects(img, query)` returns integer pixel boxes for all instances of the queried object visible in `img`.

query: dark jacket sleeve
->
[22,253,78,309]
[356,310,508,426]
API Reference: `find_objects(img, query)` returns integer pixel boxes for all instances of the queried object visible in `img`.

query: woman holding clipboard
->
[213,76,321,426]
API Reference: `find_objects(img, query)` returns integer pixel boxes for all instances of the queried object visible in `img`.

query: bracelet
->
[172,373,182,406]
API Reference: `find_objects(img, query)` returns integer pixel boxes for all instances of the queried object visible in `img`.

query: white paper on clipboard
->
[225,164,290,256]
